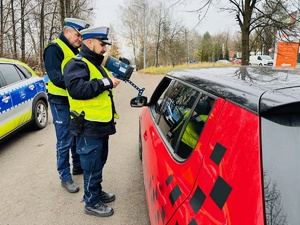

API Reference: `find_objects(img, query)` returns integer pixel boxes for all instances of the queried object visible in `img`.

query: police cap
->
[80,27,111,45]
[64,18,90,33]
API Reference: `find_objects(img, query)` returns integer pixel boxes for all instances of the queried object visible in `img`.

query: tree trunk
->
[155,19,162,67]
[39,0,45,71]
[0,0,3,56]
[240,0,253,65]
[66,0,70,17]
[11,0,17,59]
[59,0,65,28]
[20,0,25,61]
[241,27,250,65]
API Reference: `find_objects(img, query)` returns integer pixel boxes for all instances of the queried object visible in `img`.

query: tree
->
[120,0,188,68]
[0,0,92,70]
[120,0,146,68]
[198,31,212,62]
[176,0,297,65]
[108,26,121,59]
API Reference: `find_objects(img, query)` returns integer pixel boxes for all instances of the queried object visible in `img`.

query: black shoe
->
[85,203,114,217]
[61,180,79,193]
[100,191,116,203]
[72,166,83,175]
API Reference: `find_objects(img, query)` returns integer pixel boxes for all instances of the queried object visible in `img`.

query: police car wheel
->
[33,100,48,129]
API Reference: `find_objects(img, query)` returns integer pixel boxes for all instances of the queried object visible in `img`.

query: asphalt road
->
[0,72,164,225]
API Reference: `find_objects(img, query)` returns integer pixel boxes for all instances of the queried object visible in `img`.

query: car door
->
[0,63,37,138]
[140,77,222,224]
[0,73,13,138]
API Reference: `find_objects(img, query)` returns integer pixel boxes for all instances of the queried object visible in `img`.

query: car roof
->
[0,58,38,77]
[167,66,300,114]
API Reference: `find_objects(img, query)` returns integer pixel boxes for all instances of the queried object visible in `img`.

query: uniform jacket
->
[43,33,79,104]
[63,44,117,138]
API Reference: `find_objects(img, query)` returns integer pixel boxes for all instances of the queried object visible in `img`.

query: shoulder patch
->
[74,55,83,61]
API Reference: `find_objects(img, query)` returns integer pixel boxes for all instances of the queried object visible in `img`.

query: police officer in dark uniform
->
[62,26,121,217]
[43,18,90,193]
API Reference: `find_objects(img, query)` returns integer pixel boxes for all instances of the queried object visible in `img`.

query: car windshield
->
[261,55,272,60]
[261,113,300,224]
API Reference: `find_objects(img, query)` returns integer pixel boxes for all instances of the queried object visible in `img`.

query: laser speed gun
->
[104,56,145,102]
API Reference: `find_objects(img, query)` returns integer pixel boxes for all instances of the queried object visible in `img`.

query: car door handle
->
[143,131,148,141]
[157,182,166,206]
[2,96,11,103]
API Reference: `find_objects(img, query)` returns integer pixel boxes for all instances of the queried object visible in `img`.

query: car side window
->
[0,74,5,88]
[16,65,33,79]
[0,64,22,85]
[156,80,215,159]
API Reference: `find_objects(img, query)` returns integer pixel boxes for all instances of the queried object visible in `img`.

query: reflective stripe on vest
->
[47,39,75,96]
[64,56,117,122]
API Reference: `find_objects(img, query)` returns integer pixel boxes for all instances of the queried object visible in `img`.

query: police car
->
[0,58,48,142]
[131,66,300,225]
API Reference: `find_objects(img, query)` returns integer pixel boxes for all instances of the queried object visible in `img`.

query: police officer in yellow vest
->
[169,97,213,158]
[63,26,121,217]
[43,18,90,193]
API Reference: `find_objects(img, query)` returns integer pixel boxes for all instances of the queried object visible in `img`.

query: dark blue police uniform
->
[43,32,81,189]
[64,43,116,216]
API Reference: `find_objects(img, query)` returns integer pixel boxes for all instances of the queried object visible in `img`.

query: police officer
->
[63,26,121,217]
[43,18,90,193]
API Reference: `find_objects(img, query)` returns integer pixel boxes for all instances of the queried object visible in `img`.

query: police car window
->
[16,65,32,79]
[0,64,22,85]
[156,81,215,159]
[0,73,5,88]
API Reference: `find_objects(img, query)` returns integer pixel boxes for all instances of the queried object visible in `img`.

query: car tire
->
[139,127,142,161]
[33,100,48,129]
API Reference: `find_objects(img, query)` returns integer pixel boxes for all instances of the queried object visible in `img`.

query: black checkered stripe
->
[162,142,232,225]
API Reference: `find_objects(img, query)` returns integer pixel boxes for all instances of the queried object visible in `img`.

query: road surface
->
[0,72,164,225]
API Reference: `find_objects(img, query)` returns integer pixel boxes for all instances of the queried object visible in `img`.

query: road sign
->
[274,42,299,68]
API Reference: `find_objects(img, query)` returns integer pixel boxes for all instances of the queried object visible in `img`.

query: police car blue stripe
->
[0,79,45,114]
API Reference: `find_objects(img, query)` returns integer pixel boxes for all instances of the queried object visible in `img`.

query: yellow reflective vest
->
[62,56,119,122]
[174,110,208,149]
[47,39,75,96]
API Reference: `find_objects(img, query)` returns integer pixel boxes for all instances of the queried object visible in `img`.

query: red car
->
[131,66,300,225]
[233,58,242,64]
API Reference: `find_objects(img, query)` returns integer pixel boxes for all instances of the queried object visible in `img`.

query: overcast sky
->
[91,0,239,57]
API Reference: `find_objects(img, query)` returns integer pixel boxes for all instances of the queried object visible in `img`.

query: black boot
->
[72,166,83,175]
[85,203,114,217]
[100,191,116,203]
[61,180,79,193]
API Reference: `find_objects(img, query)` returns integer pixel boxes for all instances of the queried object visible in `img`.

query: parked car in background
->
[215,59,230,64]
[233,57,242,64]
[130,66,300,225]
[0,58,48,142]
[188,60,199,64]
[249,55,273,66]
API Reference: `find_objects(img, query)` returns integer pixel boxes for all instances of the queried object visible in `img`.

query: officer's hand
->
[110,77,121,88]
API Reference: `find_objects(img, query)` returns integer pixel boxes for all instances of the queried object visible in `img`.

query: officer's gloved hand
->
[119,57,130,65]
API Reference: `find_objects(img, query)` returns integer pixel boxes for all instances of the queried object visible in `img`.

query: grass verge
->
[139,62,237,75]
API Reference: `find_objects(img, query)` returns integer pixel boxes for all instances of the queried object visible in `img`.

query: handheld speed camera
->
[104,56,145,101]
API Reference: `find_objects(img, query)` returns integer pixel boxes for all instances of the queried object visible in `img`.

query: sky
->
[91,0,239,57]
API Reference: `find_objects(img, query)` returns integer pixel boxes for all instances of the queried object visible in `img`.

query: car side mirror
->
[130,96,148,107]
[258,56,262,60]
